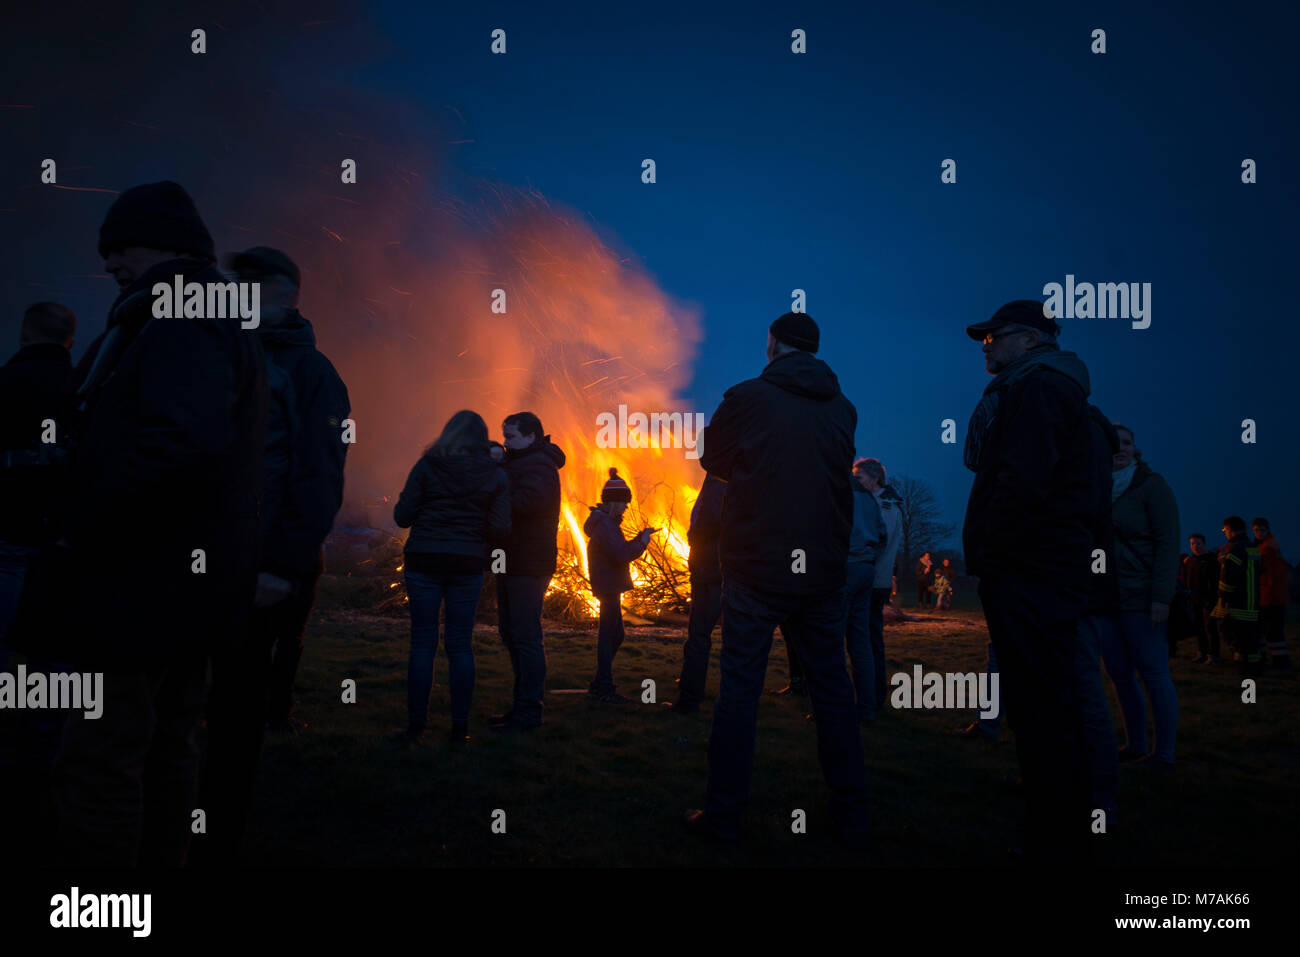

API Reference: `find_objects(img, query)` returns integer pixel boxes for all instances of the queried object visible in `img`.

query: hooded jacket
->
[27,257,267,668]
[871,488,903,589]
[257,311,350,579]
[848,485,887,566]
[1111,459,1181,611]
[700,350,857,595]
[395,450,510,561]
[584,504,648,598]
[496,436,566,578]
[961,346,1094,591]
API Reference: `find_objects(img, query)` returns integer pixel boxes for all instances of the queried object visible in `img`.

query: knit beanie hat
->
[98,181,215,261]
[601,467,632,504]
[769,312,820,352]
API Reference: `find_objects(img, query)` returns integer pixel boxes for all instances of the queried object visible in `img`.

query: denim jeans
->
[1076,615,1120,826]
[677,578,723,708]
[844,562,876,719]
[867,587,891,711]
[1100,610,1179,763]
[978,575,1090,862]
[405,569,483,727]
[705,579,869,838]
[590,596,626,695]
[496,574,549,726]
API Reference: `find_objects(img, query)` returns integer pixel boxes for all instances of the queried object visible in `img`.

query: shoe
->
[585,690,602,701]
[447,723,470,745]
[393,726,423,746]
[682,809,739,842]
[1117,747,1147,763]
[489,710,515,726]
[954,721,996,741]
[598,692,631,704]
[1203,655,1218,666]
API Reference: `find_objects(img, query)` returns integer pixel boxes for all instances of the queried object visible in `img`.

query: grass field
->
[243,577,1300,867]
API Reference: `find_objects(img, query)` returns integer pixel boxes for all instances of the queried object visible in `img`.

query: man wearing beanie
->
[46,181,267,866]
[584,468,652,702]
[685,312,869,844]
[960,299,1098,863]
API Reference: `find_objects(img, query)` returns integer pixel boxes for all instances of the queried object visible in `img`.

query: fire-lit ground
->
[231,577,1300,867]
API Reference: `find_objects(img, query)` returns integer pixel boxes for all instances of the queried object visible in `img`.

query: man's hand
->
[489,443,505,463]
[1150,601,1170,627]
[255,572,294,608]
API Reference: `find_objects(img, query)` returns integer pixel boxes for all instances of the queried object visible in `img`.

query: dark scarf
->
[963,345,1088,472]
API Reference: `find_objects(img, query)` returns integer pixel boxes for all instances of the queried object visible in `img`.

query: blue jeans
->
[867,587,891,711]
[677,578,723,708]
[844,562,876,719]
[705,579,869,838]
[404,570,483,727]
[1076,615,1120,825]
[496,574,549,725]
[1100,610,1179,763]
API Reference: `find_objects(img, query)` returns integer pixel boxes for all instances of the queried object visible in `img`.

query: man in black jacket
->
[962,299,1095,863]
[193,246,350,864]
[46,181,267,867]
[684,312,869,843]
[490,412,565,732]
[672,473,725,714]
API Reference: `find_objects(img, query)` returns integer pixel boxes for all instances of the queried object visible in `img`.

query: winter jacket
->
[0,343,77,545]
[700,350,857,595]
[848,486,887,566]
[1111,460,1181,612]
[257,312,350,579]
[871,488,903,589]
[687,474,725,585]
[394,450,510,561]
[584,504,648,598]
[962,347,1094,591]
[39,257,267,667]
[1255,532,1289,606]
[1083,405,1120,616]
[1213,533,1260,622]
[496,436,565,578]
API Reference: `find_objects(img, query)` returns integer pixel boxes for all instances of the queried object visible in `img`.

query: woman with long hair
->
[1101,423,1181,773]
[393,410,510,744]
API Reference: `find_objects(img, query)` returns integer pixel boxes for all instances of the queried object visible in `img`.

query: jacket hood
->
[1031,347,1091,397]
[760,350,843,400]
[584,503,620,535]
[422,451,499,497]
[508,434,566,470]
[258,310,317,348]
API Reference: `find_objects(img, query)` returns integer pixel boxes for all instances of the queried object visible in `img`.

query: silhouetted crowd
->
[0,184,1290,867]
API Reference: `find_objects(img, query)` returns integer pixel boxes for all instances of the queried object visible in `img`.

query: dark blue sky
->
[359,0,1299,551]
[4,0,1297,553]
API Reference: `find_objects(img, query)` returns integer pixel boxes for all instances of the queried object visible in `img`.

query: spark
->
[50,184,119,194]
[321,226,344,243]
